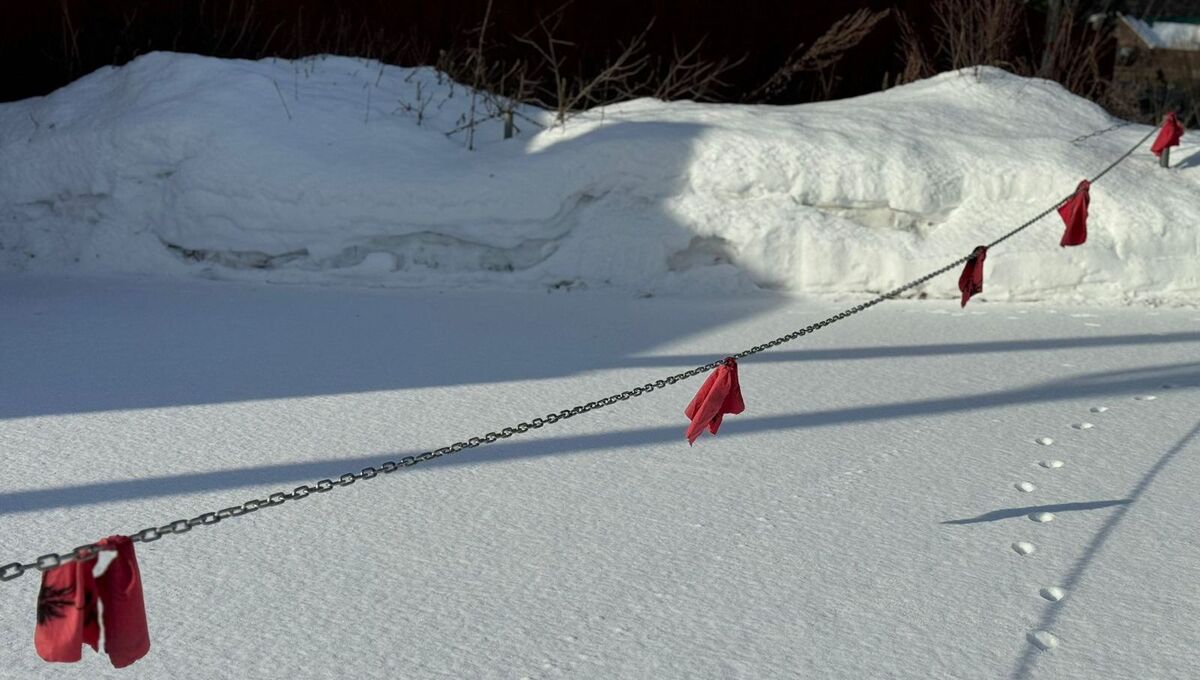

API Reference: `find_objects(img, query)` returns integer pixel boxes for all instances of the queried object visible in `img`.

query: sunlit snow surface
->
[1,276,1198,679]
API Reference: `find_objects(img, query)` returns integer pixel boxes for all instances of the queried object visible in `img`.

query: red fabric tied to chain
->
[958,246,988,307]
[35,536,150,668]
[95,536,150,668]
[1058,180,1090,247]
[1151,111,1185,157]
[684,358,745,445]
[34,557,100,663]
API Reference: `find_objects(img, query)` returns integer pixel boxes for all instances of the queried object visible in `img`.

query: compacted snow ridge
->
[1,52,1197,303]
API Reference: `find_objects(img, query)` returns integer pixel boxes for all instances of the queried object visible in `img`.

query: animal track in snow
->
[1039,460,1064,469]
[1015,481,1036,493]
[1135,395,1157,401]
[1039,586,1065,602]
[1029,512,1055,523]
[1036,437,1054,446]
[1027,630,1060,651]
[1072,422,1094,430]
[1012,541,1036,556]
[1090,406,1108,413]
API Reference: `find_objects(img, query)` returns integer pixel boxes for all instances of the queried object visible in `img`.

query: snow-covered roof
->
[1122,15,1200,50]
[1123,16,1167,47]
[1154,20,1200,49]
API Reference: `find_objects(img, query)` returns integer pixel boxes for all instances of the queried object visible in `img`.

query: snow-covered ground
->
[1,52,1197,303]
[2,51,1200,678]
[1,276,1199,679]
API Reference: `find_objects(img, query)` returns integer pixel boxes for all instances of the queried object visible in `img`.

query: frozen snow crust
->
[1,52,1197,303]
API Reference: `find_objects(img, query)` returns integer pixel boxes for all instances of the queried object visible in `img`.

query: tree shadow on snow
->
[618,332,1200,368]
[0,119,781,421]
[3,279,1197,421]
[1,360,1196,516]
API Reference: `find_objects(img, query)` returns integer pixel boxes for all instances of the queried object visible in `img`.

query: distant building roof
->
[1122,15,1200,49]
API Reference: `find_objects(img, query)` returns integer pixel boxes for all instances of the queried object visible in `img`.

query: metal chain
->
[0,121,1166,584]
[1069,121,1133,145]
[986,125,1160,251]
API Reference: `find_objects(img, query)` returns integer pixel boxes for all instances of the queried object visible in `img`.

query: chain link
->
[1069,121,1133,145]
[0,121,1166,583]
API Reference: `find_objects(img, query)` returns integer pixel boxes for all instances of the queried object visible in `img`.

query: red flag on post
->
[958,246,988,307]
[1058,180,1090,247]
[1151,112,1185,157]
[684,358,745,445]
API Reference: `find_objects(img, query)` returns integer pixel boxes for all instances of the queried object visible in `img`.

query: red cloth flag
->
[684,359,745,444]
[1058,180,1090,247]
[95,536,150,669]
[33,536,150,668]
[34,556,100,663]
[958,246,988,307]
[1151,112,1185,157]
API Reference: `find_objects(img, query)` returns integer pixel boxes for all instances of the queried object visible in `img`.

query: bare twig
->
[895,10,935,85]
[931,0,1023,74]
[651,37,746,101]
[463,0,495,149]
[748,8,891,101]
[562,20,653,115]
[513,4,579,123]
[271,79,292,120]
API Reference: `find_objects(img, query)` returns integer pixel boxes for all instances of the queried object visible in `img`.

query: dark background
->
[3,0,982,104]
[8,0,1195,117]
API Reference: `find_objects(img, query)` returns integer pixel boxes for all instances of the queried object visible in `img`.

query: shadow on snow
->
[2,360,1196,516]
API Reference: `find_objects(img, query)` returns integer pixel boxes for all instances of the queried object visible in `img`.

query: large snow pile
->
[1,52,1197,303]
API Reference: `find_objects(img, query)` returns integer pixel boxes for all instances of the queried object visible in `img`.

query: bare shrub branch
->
[749,8,891,101]
[895,10,935,85]
[931,0,1024,73]
[650,37,747,102]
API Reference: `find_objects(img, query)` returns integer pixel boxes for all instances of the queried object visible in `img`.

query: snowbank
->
[1,52,1197,303]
